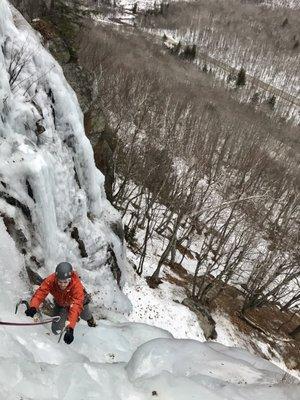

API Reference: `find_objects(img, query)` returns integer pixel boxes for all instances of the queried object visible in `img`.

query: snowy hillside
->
[263,0,300,8]
[1,220,299,399]
[0,0,130,312]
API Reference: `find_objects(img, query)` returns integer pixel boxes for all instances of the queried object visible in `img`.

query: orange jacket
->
[30,272,84,329]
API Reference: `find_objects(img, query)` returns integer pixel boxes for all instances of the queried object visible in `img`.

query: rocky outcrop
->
[107,245,122,288]
[32,18,71,64]
[10,0,49,20]
[70,226,88,258]
[182,297,217,340]
[92,126,117,202]
[110,220,125,244]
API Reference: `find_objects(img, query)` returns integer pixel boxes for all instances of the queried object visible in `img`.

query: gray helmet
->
[55,262,72,280]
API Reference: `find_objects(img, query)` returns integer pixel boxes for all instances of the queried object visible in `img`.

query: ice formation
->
[0,0,130,312]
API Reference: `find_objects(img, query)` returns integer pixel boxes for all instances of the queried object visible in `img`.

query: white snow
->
[124,279,206,341]
[263,0,300,9]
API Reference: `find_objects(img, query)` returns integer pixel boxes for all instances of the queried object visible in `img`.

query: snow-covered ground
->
[263,0,300,9]
[141,23,300,125]
[115,0,187,12]
[159,27,300,100]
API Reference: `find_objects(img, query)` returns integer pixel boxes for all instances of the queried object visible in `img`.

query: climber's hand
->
[64,327,74,344]
[25,307,37,318]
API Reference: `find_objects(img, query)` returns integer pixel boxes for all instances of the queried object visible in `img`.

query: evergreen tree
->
[268,95,276,110]
[160,2,169,17]
[281,17,288,28]
[251,92,260,105]
[191,44,197,59]
[236,67,246,87]
[132,3,138,14]
[172,41,181,56]
[183,44,196,61]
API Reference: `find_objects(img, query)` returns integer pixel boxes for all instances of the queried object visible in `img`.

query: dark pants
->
[51,302,93,335]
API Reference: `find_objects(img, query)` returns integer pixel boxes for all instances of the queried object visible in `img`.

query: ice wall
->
[0,0,130,312]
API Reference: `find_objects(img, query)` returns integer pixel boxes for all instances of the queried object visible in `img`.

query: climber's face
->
[57,278,71,290]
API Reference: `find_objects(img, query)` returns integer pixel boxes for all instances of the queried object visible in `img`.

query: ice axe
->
[15,299,30,315]
[5,298,61,326]
[15,298,42,321]
[14,299,64,343]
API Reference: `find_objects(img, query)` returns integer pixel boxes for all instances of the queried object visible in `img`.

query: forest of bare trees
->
[12,0,297,317]
[77,20,300,314]
[134,0,300,123]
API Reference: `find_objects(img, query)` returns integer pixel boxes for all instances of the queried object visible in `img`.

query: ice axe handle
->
[58,325,67,343]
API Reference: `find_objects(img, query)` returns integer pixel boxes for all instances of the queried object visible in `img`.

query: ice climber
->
[25,262,96,344]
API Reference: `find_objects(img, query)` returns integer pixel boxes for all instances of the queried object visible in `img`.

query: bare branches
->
[4,38,33,91]
[78,17,300,311]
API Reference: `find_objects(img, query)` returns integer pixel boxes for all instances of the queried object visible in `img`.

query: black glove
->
[64,327,74,345]
[25,307,37,318]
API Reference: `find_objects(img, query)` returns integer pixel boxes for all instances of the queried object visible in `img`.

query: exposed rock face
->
[84,105,106,134]
[32,18,71,64]
[109,220,125,244]
[182,298,217,340]
[290,325,300,341]
[70,226,88,258]
[107,245,122,288]
[92,127,117,202]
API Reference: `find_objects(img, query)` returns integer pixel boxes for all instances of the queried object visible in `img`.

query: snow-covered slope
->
[1,218,299,399]
[0,0,130,312]
[263,0,300,8]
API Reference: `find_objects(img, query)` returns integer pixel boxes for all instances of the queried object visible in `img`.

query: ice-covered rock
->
[126,338,284,384]
[0,0,130,312]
